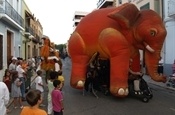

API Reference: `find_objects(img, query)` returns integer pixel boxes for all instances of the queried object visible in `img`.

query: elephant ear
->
[108,3,139,29]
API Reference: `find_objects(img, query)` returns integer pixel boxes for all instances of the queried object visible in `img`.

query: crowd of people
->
[20,71,64,115]
[1,55,65,115]
[1,56,38,114]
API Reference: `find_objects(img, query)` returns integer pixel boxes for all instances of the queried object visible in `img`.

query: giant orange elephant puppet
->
[68,3,167,98]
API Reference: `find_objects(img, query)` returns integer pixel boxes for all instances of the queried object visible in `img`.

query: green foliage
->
[55,44,66,52]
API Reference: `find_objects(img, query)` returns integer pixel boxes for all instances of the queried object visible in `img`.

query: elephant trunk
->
[145,50,166,83]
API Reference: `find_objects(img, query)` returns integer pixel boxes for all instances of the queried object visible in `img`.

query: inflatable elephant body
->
[68,3,167,97]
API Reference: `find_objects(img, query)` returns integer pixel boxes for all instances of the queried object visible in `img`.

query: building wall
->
[120,0,162,16]
[163,0,175,75]
[22,0,28,59]
[0,24,21,80]
[73,11,89,30]
[22,0,43,60]
[0,0,23,81]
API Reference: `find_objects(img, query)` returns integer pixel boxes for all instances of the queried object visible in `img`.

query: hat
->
[58,76,64,83]
[12,57,17,60]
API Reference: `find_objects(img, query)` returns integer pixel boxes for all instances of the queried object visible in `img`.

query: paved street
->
[7,57,175,115]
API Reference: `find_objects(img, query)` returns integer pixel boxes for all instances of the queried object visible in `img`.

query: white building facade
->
[0,0,24,80]
[163,0,175,75]
[73,11,89,30]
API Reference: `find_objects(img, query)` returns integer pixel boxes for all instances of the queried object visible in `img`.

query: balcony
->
[97,0,114,9]
[168,0,175,17]
[32,34,40,44]
[25,26,35,37]
[0,0,24,30]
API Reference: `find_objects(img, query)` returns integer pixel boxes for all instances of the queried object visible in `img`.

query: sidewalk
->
[143,75,175,91]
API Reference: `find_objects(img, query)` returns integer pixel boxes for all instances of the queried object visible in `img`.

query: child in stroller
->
[128,72,153,102]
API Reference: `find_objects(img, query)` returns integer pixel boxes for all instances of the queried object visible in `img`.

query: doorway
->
[7,31,12,67]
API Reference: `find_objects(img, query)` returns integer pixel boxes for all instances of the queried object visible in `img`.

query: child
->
[35,70,45,107]
[52,80,64,115]
[11,71,23,109]
[3,69,11,93]
[47,71,57,115]
[57,71,64,90]
[3,69,11,113]
[20,89,47,115]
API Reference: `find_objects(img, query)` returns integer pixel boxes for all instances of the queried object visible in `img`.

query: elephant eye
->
[150,29,157,37]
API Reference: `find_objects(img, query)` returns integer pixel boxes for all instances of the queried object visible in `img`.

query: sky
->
[24,0,98,44]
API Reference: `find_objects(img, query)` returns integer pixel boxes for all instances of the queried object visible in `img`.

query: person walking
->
[52,80,64,115]
[0,82,10,115]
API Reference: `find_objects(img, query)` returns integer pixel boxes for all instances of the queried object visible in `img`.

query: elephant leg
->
[99,28,130,97]
[68,32,89,89]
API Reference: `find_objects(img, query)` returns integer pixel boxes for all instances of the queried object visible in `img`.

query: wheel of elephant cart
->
[142,97,149,103]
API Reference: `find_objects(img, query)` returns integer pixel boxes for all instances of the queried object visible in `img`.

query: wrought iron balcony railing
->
[0,0,24,28]
[32,34,40,44]
[25,26,35,36]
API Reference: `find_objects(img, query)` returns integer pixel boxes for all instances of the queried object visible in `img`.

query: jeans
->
[19,77,25,99]
[53,110,63,115]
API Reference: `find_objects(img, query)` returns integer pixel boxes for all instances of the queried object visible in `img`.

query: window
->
[140,3,150,10]
[118,0,122,4]
[154,0,160,15]
[0,35,3,70]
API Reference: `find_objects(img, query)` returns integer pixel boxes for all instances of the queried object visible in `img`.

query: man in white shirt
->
[0,82,10,115]
[9,57,17,74]
[16,60,26,101]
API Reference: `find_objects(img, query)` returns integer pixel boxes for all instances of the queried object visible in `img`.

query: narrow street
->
[8,57,175,115]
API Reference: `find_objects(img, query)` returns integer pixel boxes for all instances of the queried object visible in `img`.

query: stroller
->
[166,74,175,88]
[128,74,153,102]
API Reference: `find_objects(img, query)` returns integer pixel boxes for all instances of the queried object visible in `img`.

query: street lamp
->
[18,45,21,57]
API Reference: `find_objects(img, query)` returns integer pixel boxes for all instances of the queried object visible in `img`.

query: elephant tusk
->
[146,45,155,53]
